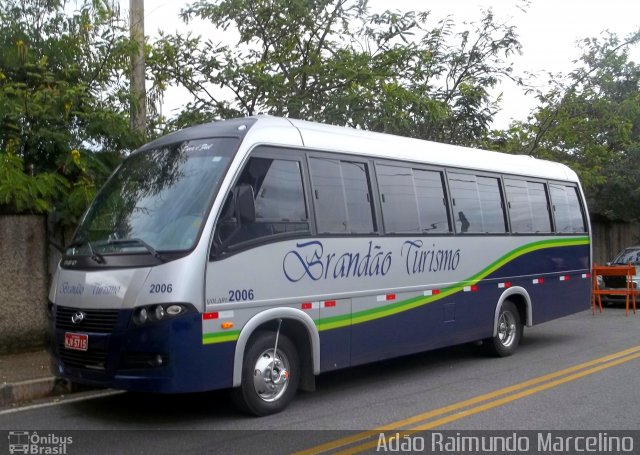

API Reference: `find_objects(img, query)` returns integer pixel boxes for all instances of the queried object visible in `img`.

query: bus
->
[48,116,591,415]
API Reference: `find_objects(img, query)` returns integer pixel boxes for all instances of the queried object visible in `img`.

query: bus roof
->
[297,118,577,182]
[143,115,578,183]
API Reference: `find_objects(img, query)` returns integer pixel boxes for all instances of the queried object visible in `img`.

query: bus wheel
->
[484,301,522,357]
[234,331,300,416]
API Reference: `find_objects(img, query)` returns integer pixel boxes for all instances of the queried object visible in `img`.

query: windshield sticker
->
[183,143,214,152]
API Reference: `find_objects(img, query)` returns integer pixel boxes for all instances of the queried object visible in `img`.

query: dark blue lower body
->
[322,245,591,371]
[50,310,234,393]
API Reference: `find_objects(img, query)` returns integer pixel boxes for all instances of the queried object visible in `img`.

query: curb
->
[0,377,73,408]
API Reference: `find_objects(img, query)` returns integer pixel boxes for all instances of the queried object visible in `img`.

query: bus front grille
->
[55,306,119,332]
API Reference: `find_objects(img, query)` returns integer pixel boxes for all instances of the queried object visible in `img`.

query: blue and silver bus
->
[49,116,591,415]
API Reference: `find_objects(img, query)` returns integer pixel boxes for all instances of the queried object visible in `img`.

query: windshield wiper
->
[67,236,105,264]
[106,238,168,263]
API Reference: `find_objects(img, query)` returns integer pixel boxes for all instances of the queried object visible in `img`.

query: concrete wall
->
[0,215,49,354]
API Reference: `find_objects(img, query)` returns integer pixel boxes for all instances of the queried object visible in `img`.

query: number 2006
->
[150,283,173,294]
[228,289,254,301]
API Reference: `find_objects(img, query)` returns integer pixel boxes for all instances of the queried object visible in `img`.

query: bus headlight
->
[133,307,148,325]
[130,303,193,326]
[153,305,165,321]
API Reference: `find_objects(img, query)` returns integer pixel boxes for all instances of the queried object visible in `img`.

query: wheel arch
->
[232,307,320,388]
[492,287,532,337]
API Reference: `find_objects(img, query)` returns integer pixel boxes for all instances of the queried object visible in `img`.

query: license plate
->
[64,333,88,351]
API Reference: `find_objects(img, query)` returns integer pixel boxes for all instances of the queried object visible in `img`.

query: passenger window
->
[505,179,552,233]
[549,184,587,233]
[310,157,376,234]
[414,169,450,233]
[377,164,420,233]
[448,173,506,234]
[217,157,309,248]
[377,165,450,234]
[254,159,307,221]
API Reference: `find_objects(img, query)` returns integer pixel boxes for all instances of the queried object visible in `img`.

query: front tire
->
[484,300,523,357]
[233,331,300,416]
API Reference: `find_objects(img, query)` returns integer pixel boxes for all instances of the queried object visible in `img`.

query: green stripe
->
[202,330,240,344]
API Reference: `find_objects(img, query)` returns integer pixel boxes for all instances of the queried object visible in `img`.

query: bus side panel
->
[347,244,591,368]
[483,244,591,323]
[319,326,351,371]
[349,291,493,367]
[526,274,591,324]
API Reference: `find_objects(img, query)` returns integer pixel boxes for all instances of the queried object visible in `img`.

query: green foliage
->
[148,0,521,146]
[487,31,640,221]
[0,153,67,213]
[0,0,148,225]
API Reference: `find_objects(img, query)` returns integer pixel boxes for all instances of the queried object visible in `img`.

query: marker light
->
[166,305,183,316]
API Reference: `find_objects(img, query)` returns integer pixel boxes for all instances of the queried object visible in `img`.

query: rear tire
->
[484,300,523,357]
[233,331,299,416]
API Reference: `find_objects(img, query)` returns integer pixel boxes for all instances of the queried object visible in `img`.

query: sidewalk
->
[0,349,73,408]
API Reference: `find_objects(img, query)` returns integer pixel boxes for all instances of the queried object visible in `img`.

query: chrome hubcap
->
[252,348,290,402]
[498,310,517,347]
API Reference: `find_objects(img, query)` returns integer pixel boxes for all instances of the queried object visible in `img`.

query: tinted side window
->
[308,157,347,233]
[528,182,552,233]
[478,176,506,233]
[550,184,587,233]
[377,164,420,233]
[414,169,450,233]
[449,173,506,233]
[254,159,307,221]
[505,179,552,233]
[310,157,375,234]
[342,161,375,233]
[217,157,309,248]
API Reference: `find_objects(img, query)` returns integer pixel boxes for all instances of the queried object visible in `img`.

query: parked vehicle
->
[597,246,640,303]
[48,116,591,415]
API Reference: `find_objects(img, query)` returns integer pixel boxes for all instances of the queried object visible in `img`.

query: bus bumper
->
[50,306,235,393]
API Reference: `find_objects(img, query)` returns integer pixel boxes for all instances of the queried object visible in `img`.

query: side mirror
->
[210,185,256,260]
[235,184,256,224]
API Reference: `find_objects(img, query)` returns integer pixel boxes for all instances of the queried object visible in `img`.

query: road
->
[1,306,639,454]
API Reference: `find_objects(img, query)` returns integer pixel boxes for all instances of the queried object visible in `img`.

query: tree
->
[0,0,148,224]
[148,0,522,146]
[488,31,640,221]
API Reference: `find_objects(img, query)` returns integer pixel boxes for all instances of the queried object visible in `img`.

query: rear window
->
[613,248,640,265]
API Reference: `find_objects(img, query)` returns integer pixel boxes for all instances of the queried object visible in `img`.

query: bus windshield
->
[67,137,238,257]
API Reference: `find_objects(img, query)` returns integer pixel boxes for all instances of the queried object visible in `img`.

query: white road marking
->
[0,390,125,416]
